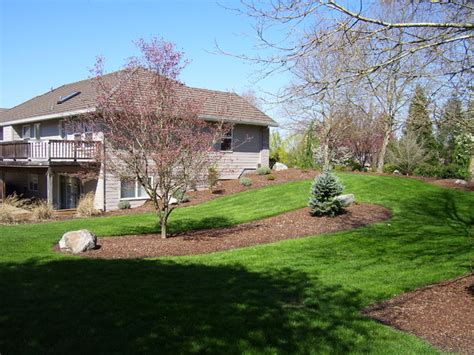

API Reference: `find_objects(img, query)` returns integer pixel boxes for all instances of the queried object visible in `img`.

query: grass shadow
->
[0,258,377,354]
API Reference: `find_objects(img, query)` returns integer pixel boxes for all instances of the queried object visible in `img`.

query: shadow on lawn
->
[109,216,234,237]
[0,258,376,354]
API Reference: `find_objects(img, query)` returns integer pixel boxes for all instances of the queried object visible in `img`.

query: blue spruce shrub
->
[308,171,344,217]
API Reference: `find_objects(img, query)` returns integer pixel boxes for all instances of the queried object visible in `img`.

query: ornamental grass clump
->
[308,171,344,217]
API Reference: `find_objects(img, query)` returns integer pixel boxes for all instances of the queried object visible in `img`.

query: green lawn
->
[0,173,472,354]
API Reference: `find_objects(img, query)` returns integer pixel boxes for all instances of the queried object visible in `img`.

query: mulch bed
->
[364,274,474,354]
[67,203,391,259]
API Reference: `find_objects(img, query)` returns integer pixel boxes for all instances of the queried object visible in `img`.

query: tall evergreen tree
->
[405,85,437,156]
[437,93,465,163]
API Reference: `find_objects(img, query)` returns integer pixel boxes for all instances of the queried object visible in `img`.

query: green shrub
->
[173,189,190,203]
[266,174,276,181]
[256,166,272,175]
[383,163,398,174]
[118,200,131,210]
[440,164,470,180]
[413,163,443,177]
[308,171,344,217]
[239,177,252,187]
[349,161,362,171]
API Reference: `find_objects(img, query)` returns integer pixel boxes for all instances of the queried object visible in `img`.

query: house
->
[0,71,278,210]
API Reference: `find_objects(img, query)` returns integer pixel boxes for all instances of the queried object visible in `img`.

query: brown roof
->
[0,70,277,127]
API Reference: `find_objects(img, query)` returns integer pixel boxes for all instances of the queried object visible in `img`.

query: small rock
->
[59,229,97,254]
[273,162,288,171]
[393,170,401,175]
[454,179,467,185]
[334,194,355,207]
[169,196,178,204]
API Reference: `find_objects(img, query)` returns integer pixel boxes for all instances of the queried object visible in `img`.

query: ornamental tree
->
[88,37,228,238]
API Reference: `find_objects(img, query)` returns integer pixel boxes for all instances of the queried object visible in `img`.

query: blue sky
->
[0,0,289,120]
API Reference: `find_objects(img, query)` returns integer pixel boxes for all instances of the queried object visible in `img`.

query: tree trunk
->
[377,129,391,173]
[160,215,167,239]
[322,138,330,170]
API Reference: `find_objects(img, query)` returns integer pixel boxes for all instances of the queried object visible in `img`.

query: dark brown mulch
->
[364,274,474,354]
[68,203,390,259]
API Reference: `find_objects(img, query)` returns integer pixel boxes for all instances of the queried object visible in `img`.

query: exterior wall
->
[1,119,273,210]
[104,172,148,211]
[101,123,271,210]
[2,125,16,141]
[9,119,61,140]
[217,124,267,179]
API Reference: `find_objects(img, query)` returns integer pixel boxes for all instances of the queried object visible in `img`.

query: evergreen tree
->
[301,121,318,168]
[405,85,437,156]
[438,93,464,163]
[308,171,344,217]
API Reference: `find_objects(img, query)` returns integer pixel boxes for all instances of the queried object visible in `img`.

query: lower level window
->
[28,174,39,192]
[120,177,151,199]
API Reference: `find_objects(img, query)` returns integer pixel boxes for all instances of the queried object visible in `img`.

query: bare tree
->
[240,89,263,110]
[233,0,473,83]
[88,38,227,238]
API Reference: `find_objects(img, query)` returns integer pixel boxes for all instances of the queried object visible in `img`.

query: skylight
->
[57,91,81,104]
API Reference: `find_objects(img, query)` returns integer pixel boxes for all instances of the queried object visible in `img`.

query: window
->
[59,120,67,139]
[22,125,31,139]
[220,129,233,151]
[120,177,152,199]
[74,133,82,141]
[32,123,41,140]
[28,174,39,192]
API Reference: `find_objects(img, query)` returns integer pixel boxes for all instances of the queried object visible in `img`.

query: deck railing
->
[0,140,101,162]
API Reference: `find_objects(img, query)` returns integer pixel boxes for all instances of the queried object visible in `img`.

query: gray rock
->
[454,179,467,185]
[59,229,97,254]
[273,162,288,171]
[393,170,401,175]
[334,194,355,207]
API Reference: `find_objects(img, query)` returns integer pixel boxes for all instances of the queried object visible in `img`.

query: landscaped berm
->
[0,172,473,354]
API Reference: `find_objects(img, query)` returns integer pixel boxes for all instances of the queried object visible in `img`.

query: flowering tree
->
[88,37,228,238]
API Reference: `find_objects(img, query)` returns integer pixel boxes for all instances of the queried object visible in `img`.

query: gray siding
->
[217,124,268,179]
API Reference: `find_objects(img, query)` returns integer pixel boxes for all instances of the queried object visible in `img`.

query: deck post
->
[46,167,54,207]
[0,170,5,202]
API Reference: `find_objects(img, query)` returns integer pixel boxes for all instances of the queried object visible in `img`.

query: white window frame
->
[220,128,233,152]
[28,174,39,192]
[59,120,67,139]
[120,177,153,200]
[32,123,41,140]
[22,125,31,139]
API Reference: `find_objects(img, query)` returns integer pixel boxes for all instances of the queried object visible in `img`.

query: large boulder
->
[273,162,288,171]
[59,229,97,254]
[334,194,355,207]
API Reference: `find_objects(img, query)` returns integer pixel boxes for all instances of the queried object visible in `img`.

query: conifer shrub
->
[118,200,131,210]
[308,171,344,217]
[256,166,271,175]
[239,177,252,187]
